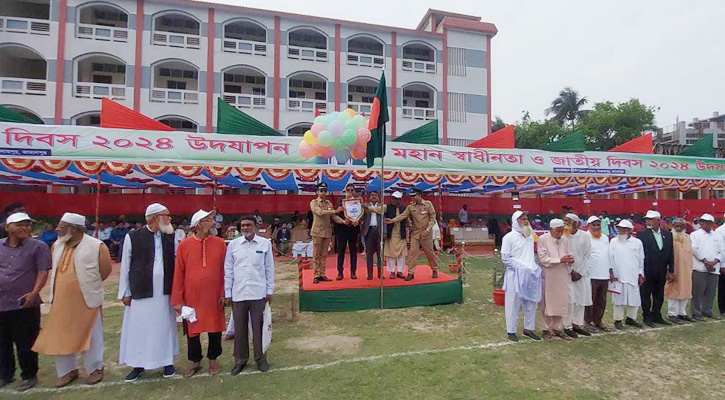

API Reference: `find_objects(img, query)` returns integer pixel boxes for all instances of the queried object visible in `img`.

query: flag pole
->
[379,126,385,310]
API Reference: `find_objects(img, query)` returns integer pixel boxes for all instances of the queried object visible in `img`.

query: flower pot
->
[448,263,460,273]
[492,289,505,307]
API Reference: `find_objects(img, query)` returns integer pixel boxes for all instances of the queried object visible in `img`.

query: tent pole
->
[94,173,101,237]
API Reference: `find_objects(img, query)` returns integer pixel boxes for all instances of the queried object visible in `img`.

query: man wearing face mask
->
[118,203,179,382]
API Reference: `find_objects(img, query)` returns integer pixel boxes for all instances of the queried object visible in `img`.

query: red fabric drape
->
[100,98,174,131]
[609,133,653,154]
[467,125,515,148]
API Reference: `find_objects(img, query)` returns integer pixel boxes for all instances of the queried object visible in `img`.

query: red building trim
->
[334,24,341,112]
[205,7,215,133]
[487,35,492,135]
[54,0,68,124]
[273,16,281,130]
[442,28,448,144]
[391,31,397,138]
[133,0,144,111]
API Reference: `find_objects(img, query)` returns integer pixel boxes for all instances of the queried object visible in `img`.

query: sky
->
[211,0,724,129]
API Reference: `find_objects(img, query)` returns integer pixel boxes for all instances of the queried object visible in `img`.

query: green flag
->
[393,120,438,145]
[678,134,714,157]
[0,105,42,124]
[366,72,389,168]
[217,97,283,136]
[543,131,585,152]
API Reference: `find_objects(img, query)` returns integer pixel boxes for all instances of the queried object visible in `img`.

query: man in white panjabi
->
[118,203,179,382]
[500,211,541,342]
[562,213,592,338]
[609,219,645,330]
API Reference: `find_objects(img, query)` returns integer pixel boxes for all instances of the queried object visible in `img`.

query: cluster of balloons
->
[298,108,371,164]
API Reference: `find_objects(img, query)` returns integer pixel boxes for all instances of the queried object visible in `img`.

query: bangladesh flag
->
[366,72,389,168]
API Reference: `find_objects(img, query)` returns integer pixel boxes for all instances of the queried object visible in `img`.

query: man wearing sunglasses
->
[310,183,343,283]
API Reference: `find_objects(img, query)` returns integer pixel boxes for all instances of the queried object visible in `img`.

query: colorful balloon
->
[299,141,315,158]
[318,130,333,146]
[344,119,358,131]
[344,108,356,118]
[310,123,325,136]
[314,116,326,125]
[357,127,372,142]
[329,120,345,137]
[352,115,367,130]
[335,149,351,164]
[350,146,366,160]
[332,137,346,151]
[338,111,352,123]
[342,129,357,146]
[319,145,335,158]
[303,130,317,144]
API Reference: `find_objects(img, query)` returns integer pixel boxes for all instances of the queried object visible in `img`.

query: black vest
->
[128,228,175,300]
[385,203,407,239]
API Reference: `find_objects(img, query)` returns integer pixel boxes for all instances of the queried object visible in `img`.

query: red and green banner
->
[100,98,173,131]
[366,72,389,168]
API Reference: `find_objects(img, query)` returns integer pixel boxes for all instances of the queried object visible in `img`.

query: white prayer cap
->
[644,210,661,219]
[549,219,565,229]
[60,212,86,226]
[145,203,168,217]
[512,210,527,221]
[617,219,634,229]
[700,213,715,222]
[565,213,580,222]
[5,212,33,224]
[587,215,600,225]
[392,191,403,199]
[190,209,214,227]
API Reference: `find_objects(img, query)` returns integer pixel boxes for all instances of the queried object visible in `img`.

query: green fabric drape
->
[542,131,585,152]
[393,120,439,144]
[678,134,714,157]
[216,97,283,136]
[0,105,42,124]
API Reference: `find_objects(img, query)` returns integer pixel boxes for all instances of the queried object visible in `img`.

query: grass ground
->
[3,253,725,399]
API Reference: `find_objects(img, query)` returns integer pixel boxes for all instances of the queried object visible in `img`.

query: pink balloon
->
[310,123,325,136]
[357,128,372,142]
[320,146,336,158]
[351,146,366,160]
[299,141,315,159]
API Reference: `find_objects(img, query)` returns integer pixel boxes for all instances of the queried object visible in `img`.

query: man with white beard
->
[118,203,179,382]
[609,220,645,330]
[501,211,542,342]
[690,214,723,320]
[584,216,612,332]
[664,218,694,323]
[563,213,592,337]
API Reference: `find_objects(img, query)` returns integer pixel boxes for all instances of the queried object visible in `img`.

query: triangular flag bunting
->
[393,120,438,144]
[678,134,714,157]
[217,98,283,136]
[609,133,653,154]
[467,125,515,148]
[314,109,322,118]
[100,98,173,131]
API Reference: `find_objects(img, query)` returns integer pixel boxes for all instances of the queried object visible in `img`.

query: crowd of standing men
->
[503,209,724,342]
[0,204,275,392]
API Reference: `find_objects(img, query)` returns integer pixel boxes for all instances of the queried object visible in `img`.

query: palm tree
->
[545,87,588,127]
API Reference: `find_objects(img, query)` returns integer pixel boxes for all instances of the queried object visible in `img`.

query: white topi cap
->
[586,215,600,225]
[145,203,168,217]
[700,213,715,222]
[392,191,403,199]
[565,213,580,222]
[5,212,33,224]
[549,218,565,229]
[190,209,214,227]
[617,219,634,229]
[644,210,661,219]
[60,212,86,226]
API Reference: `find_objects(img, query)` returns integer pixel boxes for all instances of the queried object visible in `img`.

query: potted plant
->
[491,248,506,306]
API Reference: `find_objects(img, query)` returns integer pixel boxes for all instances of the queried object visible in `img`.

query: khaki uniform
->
[391,199,438,274]
[310,198,336,277]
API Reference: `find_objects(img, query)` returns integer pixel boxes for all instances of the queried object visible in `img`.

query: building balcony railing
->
[0,16,50,35]
[152,31,200,49]
[75,82,126,100]
[347,101,372,115]
[223,93,266,109]
[401,59,436,74]
[0,77,47,95]
[402,106,435,120]
[76,23,128,42]
[222,38,266,56]
[288,98,327,113]
[151,88,198,104]
[288,46,327,62]
[346,52,384,69]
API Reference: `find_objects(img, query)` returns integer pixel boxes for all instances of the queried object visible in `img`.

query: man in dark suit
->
[636,210,675,327]
[361,190,384,280]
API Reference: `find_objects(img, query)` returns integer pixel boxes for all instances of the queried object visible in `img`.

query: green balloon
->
[352,115,367,130]
[332,138,346,151]
[342,129,357,146]
[318,130,333,146]
[344,119,358,131]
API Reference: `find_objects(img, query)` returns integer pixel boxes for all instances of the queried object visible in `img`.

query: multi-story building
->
[656,112,725,155]
[0,1,496,144]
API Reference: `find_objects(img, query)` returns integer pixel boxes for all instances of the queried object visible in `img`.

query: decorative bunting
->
[38,160,71,173]
[175,165,204,177]
[469,175,488,185]
[512,176,530,185]
[489,176,510,185]
[574,176,590,185]
[534,176,552,186]
[553,177,572,185]
[265,169,292,180]
[75,161,104,174]
[294,169,320,182]
[1,159,34,171]
[236,167,262,181]
[398,171,421,184]
[322,169,347,180]
[421,173,442,185]
[445,175,466,184]
[105,162,133,175]
[138,165,170,176]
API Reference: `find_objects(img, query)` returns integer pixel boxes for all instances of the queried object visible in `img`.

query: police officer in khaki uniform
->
[385,189,438,281]
[310,182,343,283]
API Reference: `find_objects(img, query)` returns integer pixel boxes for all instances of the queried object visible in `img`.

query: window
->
[314,92,326,100]
[288,124,312,136]
[92,75,112,84]
[94,9,128,23]
[448,92,466,122]
[160,118,196,130]
[349,84,375,94]
[92,63,125,74]
[159,68,197,79]
[89,115,101,125]
[290,79,325,90]
[167,81,186,90]
[447,47,466,77]
[361,96,373,103]
[223,73,264,85]
[289,91,305,98]
[225,23,266,41]
[252,87,265,96]
[404,90,431,99]
[159,17,198,31]
[289,30,327,49]
[414,100,429,108]
[403,45,433,61]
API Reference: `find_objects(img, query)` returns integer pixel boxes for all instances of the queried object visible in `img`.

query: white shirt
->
[691,229,724,275]
[369,203,379,227]
[588,232,611,280]
[224,234,275,301]
[501,230,541,302]
[609,236,644,286]
[458,209,468,223]
[98,227,112,241]
[565,230,592,277]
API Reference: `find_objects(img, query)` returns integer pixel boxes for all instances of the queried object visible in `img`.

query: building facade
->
[0,1,496,144]
[655,112,725,155]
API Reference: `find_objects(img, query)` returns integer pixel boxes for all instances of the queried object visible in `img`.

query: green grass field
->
[3,253,725,399]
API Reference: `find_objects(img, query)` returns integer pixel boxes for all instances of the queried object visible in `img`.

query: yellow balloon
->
[303,130,317,144]
[344,108,356,118]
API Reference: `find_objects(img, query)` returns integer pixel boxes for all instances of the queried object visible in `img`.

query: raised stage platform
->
[299,255,463,312]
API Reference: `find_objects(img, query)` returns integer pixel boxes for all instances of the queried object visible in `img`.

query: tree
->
[545,87,589,127]
[491,116,507,132]
[514,111,571,149]
[576,99,657,151]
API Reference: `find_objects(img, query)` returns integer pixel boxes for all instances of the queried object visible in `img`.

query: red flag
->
[609,133,653,154]
[467,125,515,148]
[100,98,173,131]
[314,109,321,118]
